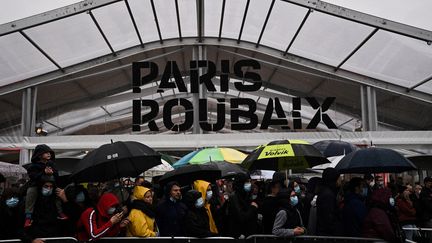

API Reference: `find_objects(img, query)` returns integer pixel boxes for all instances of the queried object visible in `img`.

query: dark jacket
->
[26,187,62,239]
[316,168,342,236]
[0,189,25,240]
[27,145,58,186]
[396,197,416,225]
[419,186,432,223]
[155,198,187,236]
[261,195,279,234]
[342,192,367,237]
[272,189,304,237]
[183,190,217,237]
[225,178,258,238]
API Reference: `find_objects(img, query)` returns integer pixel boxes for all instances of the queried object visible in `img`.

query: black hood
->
[184,189,201,208]
[31,144,55,163]
[322,168,340,185]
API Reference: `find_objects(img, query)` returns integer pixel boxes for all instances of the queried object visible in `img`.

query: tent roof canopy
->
[1,0,432,136]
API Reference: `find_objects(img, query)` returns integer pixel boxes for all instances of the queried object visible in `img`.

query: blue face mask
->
[41,187,53,197]
[389,197,395,207]
[361,187,368,197]
[107,207,116,215]
[294,186,301,194]
[195,197,204,208]
[75,192,85,203]
[244,183,252,192]
[290,196,299,206]
[206,191,213,201]
[6,197,19,208]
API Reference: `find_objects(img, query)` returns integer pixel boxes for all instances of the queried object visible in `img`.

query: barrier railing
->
[98,237,239,243]
[0,237,77,243]
[246,234,387,243]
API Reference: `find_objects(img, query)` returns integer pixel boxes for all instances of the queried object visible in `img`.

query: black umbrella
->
[70,141,161,182]
[406,155,432,170]
[158,163,222,186]
[313,140,359,157]
[335,147,417,173]
[211,161,248,178]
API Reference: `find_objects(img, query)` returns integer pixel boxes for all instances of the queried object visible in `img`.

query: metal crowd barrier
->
[246,235,386,243]
[0,237,77,243]
[98,237,238,243]
[0,235,396,243]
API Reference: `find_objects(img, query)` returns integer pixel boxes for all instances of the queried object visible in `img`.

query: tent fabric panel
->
[259,1,308,51]
[153,0,180,40]
[343,30,432,89]
[91,1,140,51]
[204,0,223,37]
[178,0,198,37]
[24,13,111,67]
[289,11,374,66]
[240,0,274,44]
[415,80,432,94]
[220,0,248,39]
[121,0,159,43]
[0,33,57,87]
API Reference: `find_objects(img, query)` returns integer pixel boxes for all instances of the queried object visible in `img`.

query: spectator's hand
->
[119,218,130,228]
[251,202,258,208]
[56,188,68,202]
[44,167,53,175]
[293,227,305,236]
[32,239,45,243]
[110,212,123,225]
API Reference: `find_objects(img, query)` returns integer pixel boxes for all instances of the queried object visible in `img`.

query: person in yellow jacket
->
[127,186,158,237]
[193,180,219,234]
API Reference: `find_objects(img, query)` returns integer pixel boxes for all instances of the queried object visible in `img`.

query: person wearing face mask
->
[127,186,158,237]
[193,180,218,234]
[156,181,187,236]
[57,184,92,237]
[272,188,305,237]
[76,192,130,241]
[25,175,63,241]
[225,173,259,238]
[362,187,405,242]
[341,177,367,237]
[183,190,218,237]
[0,187,25,240]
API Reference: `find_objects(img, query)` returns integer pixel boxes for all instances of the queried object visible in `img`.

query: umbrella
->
[241,140,329,171]
[144,159,174,178]
[0,161,27,177]
[172,147,247,168]
[159,163,222,186]
[311,155,345,171]
[70,141,161,182]
[250,170,275,180]
[212,161,248,178]
[406,155,432,170]
[335,147,417,173]
[313,140,359,157]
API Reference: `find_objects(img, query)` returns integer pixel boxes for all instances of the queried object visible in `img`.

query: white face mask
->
[195,197,204,208]
[251,194,258,200]
[41,187,53,196]
[206,191,213,201]
[389,197,395,207]
[244,183,252,192]
[107,207,116,215]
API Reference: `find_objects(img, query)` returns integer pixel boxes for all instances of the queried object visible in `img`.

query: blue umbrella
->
[335,147,417,173]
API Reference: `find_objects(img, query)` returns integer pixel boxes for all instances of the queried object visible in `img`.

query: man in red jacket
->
[76,193,129,241]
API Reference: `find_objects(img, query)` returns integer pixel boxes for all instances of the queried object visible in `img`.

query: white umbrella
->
[0,161,27,178]
[311,155,345,172]
[144,159,174,181]
[250,170,275,180]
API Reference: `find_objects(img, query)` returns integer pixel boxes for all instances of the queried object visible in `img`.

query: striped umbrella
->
[172,147,247,169]
[241,140,329,171]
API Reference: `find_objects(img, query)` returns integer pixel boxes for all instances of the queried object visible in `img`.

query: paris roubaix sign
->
[131,59,337,132]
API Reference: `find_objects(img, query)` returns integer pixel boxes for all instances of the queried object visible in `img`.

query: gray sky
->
[0,0,431,31]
